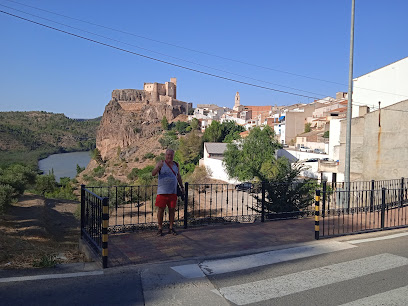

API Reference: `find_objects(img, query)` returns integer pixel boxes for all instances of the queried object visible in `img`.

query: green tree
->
[304,122,312,133]
[203,121,222,142]
[323,131,329,138]
[174,121,189,134]
[223,126,280,182]
[223,126,317,213]
[258,160,317,213]
[161,116,169,130]
[76,164,85,174]
[158,131,179,150]
[0,184,14,213]
[177,131,203,165]
[35,173,56,196]
[0,164,36,196]
[221,120,245,142]
[91,148,103,164]
[190,118,199,131]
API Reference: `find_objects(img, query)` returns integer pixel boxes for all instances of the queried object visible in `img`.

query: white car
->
[299,146,311,152]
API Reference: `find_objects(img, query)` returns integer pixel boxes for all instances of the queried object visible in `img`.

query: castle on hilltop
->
[144,77,177,100]
[111,78,191,113]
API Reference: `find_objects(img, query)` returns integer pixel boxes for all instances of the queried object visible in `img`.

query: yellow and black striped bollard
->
[102,197,109,268]
[315,190,320,240]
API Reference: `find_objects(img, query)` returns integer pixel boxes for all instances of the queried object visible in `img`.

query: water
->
[38,151,91,182]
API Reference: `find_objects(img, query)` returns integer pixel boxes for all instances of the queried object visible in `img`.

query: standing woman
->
[152,149,184,236]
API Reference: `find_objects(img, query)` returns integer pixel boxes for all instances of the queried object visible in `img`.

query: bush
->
[93,165,105,178]
[35,174,56,196]
[107,175,123,186]
[0,164,36,196]
[143,153,155,160]
[127,168,140,181]
[76,164,85,174]
[0,184,14,213]
[184,166,210,185]
[59,177,71,187]
[155,153,165,163]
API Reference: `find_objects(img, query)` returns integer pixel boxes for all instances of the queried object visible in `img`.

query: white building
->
[200,142,238,184]
[352,57,408,118]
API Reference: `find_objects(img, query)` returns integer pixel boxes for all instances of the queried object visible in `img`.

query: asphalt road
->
[1,229,408,305]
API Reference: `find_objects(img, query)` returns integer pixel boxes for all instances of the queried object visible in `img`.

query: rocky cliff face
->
[96,89,185,160]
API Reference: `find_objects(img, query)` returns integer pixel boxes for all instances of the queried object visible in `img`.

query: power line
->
[5,0,338,84]
[4,0,408,100]
[0,9,325,100]
[0,3,329,98]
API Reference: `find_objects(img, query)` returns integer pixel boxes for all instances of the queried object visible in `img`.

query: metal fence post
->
[370,180,375,212]
[322,181,326,218]
[80,184,85,238]
[184,182,188,229]
[381,187,386,229]
[102,197,109,269]
[315,190,320,240]
[400,177,404,207]
[261,181,265,222]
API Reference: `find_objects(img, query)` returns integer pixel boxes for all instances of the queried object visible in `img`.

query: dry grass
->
[0,194,85,269]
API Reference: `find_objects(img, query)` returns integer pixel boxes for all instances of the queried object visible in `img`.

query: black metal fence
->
[318,178,408,238]
[80,185,108,267]
[83,181,317,233]
[80,178,408,266]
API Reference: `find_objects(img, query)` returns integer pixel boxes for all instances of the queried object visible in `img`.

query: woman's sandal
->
[156,229,163,236]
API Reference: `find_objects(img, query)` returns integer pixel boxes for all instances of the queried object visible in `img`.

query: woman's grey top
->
[157,162,178,195]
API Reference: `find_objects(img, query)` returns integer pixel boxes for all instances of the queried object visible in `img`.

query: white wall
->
[203,144,239,184]
[329,119,342,160]
[277,149,328,162]
[352,57,408,118]
[203,158,239,184]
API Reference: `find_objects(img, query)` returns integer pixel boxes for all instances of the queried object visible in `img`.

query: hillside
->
[0,111,100,168]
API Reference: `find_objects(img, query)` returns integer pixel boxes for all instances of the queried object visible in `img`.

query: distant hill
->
[0,111,100,168]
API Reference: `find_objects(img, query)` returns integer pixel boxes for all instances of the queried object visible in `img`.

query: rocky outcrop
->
[96,89,186,160]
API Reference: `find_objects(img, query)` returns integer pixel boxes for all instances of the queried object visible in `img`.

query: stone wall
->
[337,99,408,181]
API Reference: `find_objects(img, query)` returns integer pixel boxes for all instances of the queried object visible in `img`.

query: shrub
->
[0,184,14,213]
[143,153,155,160]
[76,164,85,174]
[35,174,56,196]
[127,168,140,181]
[59,177,71,187]
[107,175,123,186]
[155,153,165,163]
[184,166,210,185]
[93,165,105,178]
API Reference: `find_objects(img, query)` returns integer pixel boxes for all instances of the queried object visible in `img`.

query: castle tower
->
[165,77,177,99]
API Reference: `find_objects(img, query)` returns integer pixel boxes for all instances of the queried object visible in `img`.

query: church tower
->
[233,92,243,111]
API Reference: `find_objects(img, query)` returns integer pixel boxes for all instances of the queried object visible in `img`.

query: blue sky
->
[1,0,407,119]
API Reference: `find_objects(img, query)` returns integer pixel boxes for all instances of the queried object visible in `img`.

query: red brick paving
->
[107,218,316,267]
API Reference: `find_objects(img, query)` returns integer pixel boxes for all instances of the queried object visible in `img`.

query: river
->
[38,151,91,182]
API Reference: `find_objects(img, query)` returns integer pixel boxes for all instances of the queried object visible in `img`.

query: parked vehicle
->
[305,158,318,162]
[235,182,253,192]
[313,149,325,154]
[235,182,261,193]
[299,146,311,152]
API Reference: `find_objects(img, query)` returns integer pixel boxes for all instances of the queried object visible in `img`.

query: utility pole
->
[345,0,355,187]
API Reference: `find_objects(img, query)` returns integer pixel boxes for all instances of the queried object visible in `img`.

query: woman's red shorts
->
[155,194,177,209]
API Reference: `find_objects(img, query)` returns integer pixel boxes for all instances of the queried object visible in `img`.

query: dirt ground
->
[0,194,85,269]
